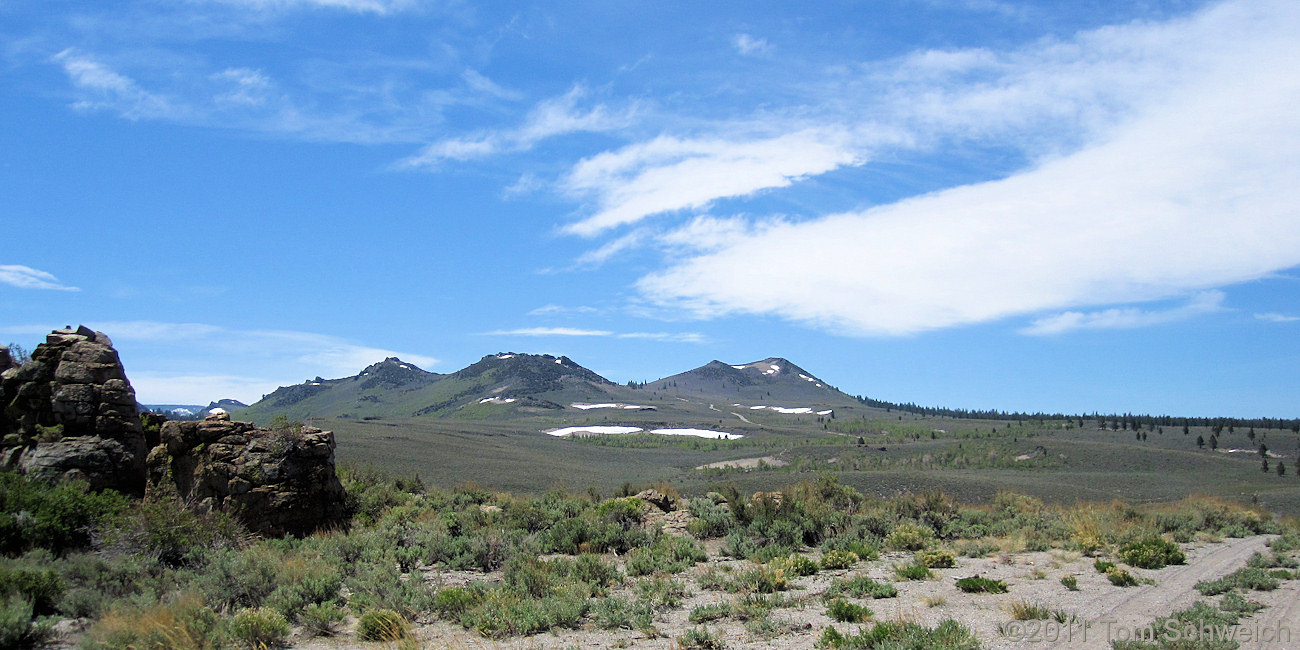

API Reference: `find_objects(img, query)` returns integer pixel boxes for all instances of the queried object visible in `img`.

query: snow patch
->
[554,358,563,364]
[747,405,815,414]
[399,364,411,370]
[571,403,651,410]
[479,397,517,404]
[496,354,516,359]
[651,428,743,440]
[731,365,746,370]
[545,426,742,439]
[546,426,644,436]
[817,410,833,416]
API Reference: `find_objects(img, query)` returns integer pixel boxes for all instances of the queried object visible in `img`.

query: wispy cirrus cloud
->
[0,265,80,291]
[733,34,773,56]
[1255,312,1300,323]
[200,0,425,15]
[627,0,1300,336]
[561,128,862,236]
[482,327,705,343]
[398,86,638,168]
[1021,292,1226,336]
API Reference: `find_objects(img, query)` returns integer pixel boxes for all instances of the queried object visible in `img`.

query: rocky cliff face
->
[0,326,147,495]
[146,412,348,537]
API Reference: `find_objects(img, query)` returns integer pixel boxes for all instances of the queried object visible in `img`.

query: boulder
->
[147,418,347,537]
[0,327,146,494]
[634,488,678,512]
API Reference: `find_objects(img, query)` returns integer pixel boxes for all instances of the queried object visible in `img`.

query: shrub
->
[0,565,63,615]
[357,609,409,641]
[1007,600,1052,620]
[86,591,221,650]
[886,522,935,551]
[634,574,689,607]
[227,607,289,649]
[769,554,819,577]
[1093,559,1116,573]
[955,576,1008,593]
[727,564,787,594]
[432,586,481,617]
[0,594,51,648]
[300,601,345,637]
[0,472,129,556]
[1105,566,1138,587]
[109,497,244,568]
[677,626,726,649]
[688,602,731,623]
[826,575,897,599]
[459,587,589,638]
[1219,592,1265,615]
[817,619,981,649]
[894,562,934,581]
[1060,575,1079,591]
[1119,537,1185,569]
[592,596,653,631]
[956,540,1000,558]
[826,598,872,622]
[916,549,957,569]
[820,550,859,570]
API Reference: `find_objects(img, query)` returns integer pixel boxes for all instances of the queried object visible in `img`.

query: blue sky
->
[3,0,1299,417]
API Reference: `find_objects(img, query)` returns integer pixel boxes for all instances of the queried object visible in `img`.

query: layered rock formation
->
[0,326,147,494]
[146,412,348,536]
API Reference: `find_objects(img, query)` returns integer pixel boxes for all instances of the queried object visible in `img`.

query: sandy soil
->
[695,457,789,470]
[283,534,1297,650]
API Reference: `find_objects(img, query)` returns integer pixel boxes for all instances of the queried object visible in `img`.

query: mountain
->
[237,353,621,423]
[653,357,860,407]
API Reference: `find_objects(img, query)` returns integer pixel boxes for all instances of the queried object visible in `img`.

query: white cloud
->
[0,265,80,291]
[52,50,176,120]
[1021,292,1226,336]
[629,0,1300,336]
[733,34,772,56]
[482,327,704,343]
[399,86,636,167]
[202,0,422,14]
[1255,312,1300,323]
[561,128,861,236]
[484,327,613,337]
[528,304,599,316]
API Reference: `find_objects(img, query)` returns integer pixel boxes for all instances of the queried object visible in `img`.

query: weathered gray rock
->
[0,326,146,494]
[634,488,679,513]
[146,415,347,537]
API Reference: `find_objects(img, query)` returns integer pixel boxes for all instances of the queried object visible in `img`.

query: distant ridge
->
[653,357,859,407]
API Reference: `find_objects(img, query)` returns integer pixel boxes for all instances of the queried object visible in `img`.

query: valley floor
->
[287,535,1295,650]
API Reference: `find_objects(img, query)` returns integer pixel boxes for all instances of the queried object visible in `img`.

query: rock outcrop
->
[146,413,348,536]
[0,326,147,495]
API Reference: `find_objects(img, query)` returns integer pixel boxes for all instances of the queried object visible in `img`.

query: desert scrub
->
[357,608,410,641]
[820,549,859,570]
[826,598,872,622]
[1060,575,1079,590]
[955,576,1008,593]
[916,549,956,568]
[1006,600,1052,620]
[85,591,222,650]
[726,563,789,594]
[0,471,130,556]
[625,535,707,576]
[635,574,690,607]
[300,601,345,637]
[886,522,935,551]
[1093,559,1116,573]
[769,553,820,577]
[0,594,51,648]
[0,564,63,616]
[678,626,727,649]
[825,575,898,599]
[1118,537,1185,569]
[1105,566,1138,587]
[687,498,736,538]
[956,539,999,558]
[1195,566,1281,595]
[592,596,654,631]
[459,586,590,638]
[227,607,289,649]
[1219,591,1265,615]
[817,619,981,649]
[893,561,935,581]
